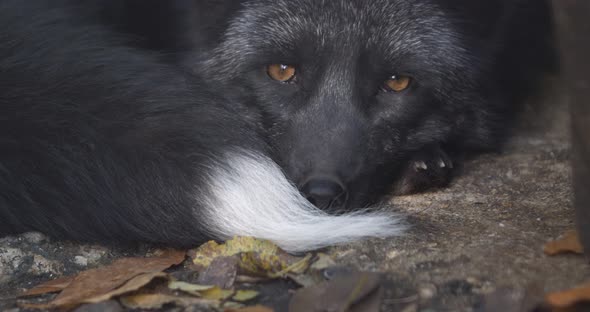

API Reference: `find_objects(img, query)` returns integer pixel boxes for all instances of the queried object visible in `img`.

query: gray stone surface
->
[1,80,587,312]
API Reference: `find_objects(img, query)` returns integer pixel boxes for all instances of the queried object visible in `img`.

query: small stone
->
[466,277,480,285]
[386,250,400,260]
[0,247,26,284]
[79,246,108,265]
[28,254,62,276]
[22,232,47,244]
[418,284,437,300]
[74,255,88,267]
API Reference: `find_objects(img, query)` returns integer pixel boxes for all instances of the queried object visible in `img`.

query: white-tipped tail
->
[199,149,405,253]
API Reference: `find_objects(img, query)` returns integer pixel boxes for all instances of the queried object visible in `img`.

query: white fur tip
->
[200,150,406,253]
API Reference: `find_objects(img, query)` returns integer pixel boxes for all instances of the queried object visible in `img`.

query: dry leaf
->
[544,230,584,256]
[288,254,339,287]
[310,253,336,271]
[197,256,239,288]
[21,249,185,310]
[189,237,311,278]
[84,272,168,303]
[289,271,382,312]
[120,293,215,310]
[223,301,246,310]
[19,275,74,297]
[349,286,383,312]
[546,282,590,308]
[232,290,259,302]
[200,287,235,300]
[168,281,216,295]
[224,305,274,312]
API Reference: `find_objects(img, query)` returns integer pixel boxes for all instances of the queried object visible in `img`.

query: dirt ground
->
[1,78,588,312]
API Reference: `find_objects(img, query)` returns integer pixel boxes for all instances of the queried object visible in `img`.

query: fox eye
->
[382,75,412,92]
[267,64,296,83]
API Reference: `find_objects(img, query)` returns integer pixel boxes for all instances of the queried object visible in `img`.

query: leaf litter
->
[19,236,387,311]
[543,230,590,310]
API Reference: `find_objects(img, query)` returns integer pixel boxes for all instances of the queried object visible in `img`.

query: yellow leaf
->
[168,281,215,293]
[200,286,235,300]
[232,290,259,302]
[189,236,311,278]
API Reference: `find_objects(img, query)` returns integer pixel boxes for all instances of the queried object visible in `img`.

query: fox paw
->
[394,147,454,195]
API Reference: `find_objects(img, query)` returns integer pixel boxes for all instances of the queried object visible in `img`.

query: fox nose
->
[301,177,348,211]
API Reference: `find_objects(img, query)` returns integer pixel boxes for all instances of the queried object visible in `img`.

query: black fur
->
[0,0,554,247]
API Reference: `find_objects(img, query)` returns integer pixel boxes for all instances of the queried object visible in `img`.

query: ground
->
[1,79,588,312]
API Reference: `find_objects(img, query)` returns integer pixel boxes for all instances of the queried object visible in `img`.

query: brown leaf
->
[19,275,74,297]
[21,249,185,310]
[120,293,216,310]
[197,256,239,288]
[546,282,590,308]
[289,271,382,312]
[544,230,584,256]
[349,286,383,312]
[84,272,168,303]
[224,305,275,312]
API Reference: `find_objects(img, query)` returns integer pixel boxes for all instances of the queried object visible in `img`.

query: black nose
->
[301,178,348,210]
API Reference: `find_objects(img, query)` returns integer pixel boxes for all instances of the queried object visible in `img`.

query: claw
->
[414,161,428,171]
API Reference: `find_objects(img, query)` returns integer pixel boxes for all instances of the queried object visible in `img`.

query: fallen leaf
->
[21,249,185,310]
[222,301,245,310]
[289,271,382,312]
[544,230,584,256]
[546,282,590,308]
[189,237,310,278]
[349,286,383,312]
[310,253,336,271]
[85,272,168,303]
[232,290,259,302]
[200,287,235,300]
[288,255,343,287]
[168,281,216,295]
[19,275,74,297]
[120,293,215,310]
[197,256,239,288]
[224,305,274,312]
[240,252,312,278]
[190,237,281,269]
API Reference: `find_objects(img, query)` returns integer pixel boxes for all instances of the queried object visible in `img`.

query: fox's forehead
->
[207,0,477,88]
[227,0,458,60]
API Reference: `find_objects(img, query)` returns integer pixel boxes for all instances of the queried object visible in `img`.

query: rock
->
[28,254,62,276]
[22,232,47,244]
[0,247,26,284]
[74,256,88,267]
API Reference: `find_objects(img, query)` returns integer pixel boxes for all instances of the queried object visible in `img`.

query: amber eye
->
[267,64,296,83]
[382,75,412,92]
